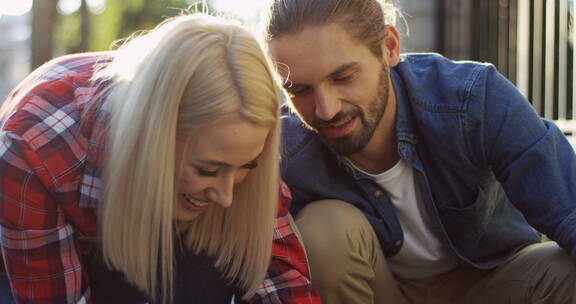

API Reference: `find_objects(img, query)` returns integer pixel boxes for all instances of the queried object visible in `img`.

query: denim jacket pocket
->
[436,180,502,259]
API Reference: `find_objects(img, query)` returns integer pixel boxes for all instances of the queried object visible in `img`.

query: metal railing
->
[520,0,574,145]
[439,0,575,145]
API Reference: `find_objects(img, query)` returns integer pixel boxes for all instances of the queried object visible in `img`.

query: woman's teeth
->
[182,193,209,207]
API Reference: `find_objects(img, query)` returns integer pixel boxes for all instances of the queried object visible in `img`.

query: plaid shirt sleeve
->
[250,182,322,304]
[0,131,90,304]
[0,54,104,303]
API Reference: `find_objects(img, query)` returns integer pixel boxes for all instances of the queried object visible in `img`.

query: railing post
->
[559,0,569,120]
[532,0,545,116]
[517,0,531,99]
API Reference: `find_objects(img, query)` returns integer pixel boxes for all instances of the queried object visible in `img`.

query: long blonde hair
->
[98,13,281,303]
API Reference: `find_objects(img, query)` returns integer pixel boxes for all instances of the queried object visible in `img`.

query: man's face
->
[269,23,392,155]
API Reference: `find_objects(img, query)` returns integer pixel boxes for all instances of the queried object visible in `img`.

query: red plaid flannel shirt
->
[0,53,321,304]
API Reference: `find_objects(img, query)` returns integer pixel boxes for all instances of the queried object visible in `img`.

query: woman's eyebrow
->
[197,152,263,168]
[197,160,231,167]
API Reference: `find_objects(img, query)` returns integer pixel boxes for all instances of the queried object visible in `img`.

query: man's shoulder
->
[280,113,342,179]
[399,53,492,71]
[280,112,323,158]
[394,53,498,110]
[397,53,493,88]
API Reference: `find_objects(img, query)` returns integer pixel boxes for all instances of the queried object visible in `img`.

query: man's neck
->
[347,86,399,174]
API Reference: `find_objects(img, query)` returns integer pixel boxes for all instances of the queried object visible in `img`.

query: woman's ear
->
[381,25,401,67]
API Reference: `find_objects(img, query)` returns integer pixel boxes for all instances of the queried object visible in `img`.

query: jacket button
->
[394,240,403,247]
[374,190,384,198]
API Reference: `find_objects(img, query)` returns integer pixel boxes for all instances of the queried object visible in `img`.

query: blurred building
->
[0,0,574,145]
[0,13,31,101]
[396,0,439,53]
[399,0,576,146]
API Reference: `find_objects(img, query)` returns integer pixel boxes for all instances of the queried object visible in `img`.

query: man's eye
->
[333,74,353,82]
[287,86,309,97]
[195,167,218,177]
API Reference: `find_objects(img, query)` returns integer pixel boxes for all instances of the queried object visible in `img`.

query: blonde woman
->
[0,14,320,304]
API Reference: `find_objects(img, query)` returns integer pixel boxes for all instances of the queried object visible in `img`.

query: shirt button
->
[374,190,384,198]
[394,240,403,247]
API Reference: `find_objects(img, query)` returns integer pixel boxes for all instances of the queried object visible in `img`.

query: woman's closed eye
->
[241,161,258,170]
[194,160,257,178]
[195,167,219,177]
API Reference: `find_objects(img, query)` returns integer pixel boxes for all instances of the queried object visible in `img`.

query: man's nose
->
[314,87,341,121]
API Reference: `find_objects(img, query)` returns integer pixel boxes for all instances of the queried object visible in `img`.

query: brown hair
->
[263,0,398,57]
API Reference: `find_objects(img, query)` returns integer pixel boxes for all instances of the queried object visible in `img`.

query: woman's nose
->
[209,175,234,208]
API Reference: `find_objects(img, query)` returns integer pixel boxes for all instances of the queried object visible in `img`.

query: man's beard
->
[312,66,390,155]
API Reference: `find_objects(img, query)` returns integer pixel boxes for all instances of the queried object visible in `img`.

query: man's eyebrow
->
[329,62,360,77]
[284,82,306,90]
[285,62,361,88]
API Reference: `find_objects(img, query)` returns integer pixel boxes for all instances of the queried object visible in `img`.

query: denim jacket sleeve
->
[466,65,576,257]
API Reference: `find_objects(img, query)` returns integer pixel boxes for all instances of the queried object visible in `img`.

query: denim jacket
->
[281,53,576,268]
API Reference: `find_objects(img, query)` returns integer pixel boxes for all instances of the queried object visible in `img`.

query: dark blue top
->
[85,247,239,304]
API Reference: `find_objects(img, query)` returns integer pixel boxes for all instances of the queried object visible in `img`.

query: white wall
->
[0,14,31,102]
[395,0,439,54]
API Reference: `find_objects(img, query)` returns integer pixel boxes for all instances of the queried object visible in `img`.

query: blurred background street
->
[0,0,574,145]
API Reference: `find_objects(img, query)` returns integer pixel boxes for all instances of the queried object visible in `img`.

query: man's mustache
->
[315,109,362,127]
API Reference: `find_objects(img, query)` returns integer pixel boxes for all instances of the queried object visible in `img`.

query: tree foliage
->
[54,0,215,54]
[31,0,58,69]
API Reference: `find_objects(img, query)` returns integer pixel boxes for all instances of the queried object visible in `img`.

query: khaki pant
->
[294,200,576,304]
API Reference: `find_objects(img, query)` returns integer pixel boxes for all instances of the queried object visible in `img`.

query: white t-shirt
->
[352,159,458,279]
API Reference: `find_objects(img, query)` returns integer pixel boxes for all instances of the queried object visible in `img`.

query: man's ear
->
[381,25,401,67]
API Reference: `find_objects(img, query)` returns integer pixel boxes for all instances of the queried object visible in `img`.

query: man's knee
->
[522,242,576,278]
[294,200,379,284]
[532,243,576,300]
[514,242,576,303]
[294,200,375,253]
[294,200,408,304]
[295,200,372,237]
